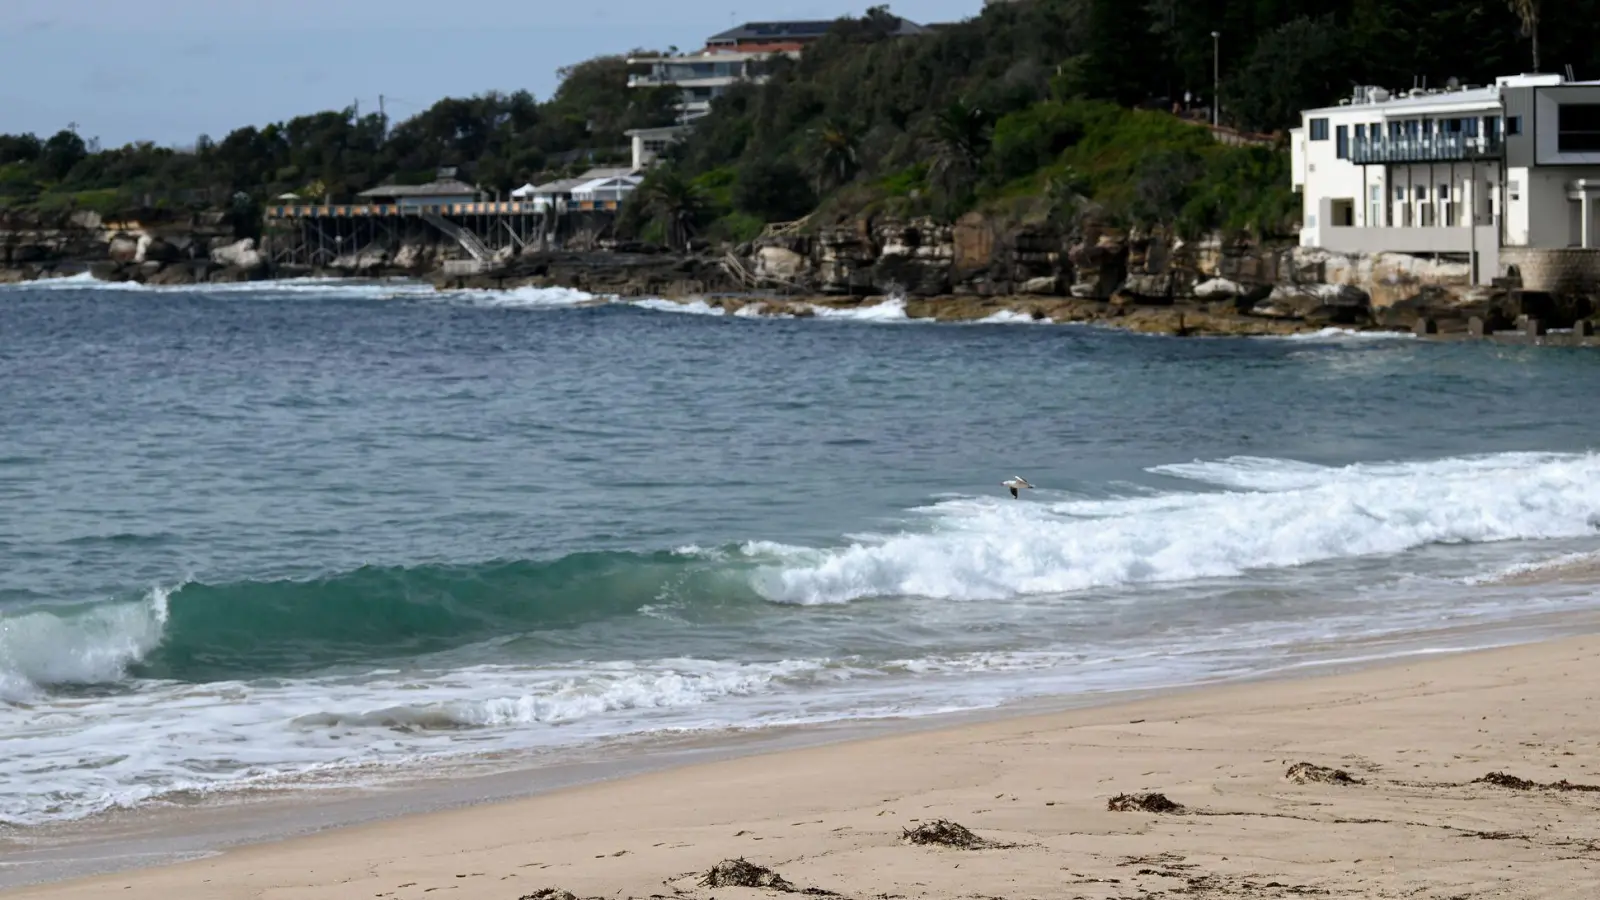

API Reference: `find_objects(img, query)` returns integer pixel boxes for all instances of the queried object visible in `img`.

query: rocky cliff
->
[0,209,266,285]
[735,214,1592,333]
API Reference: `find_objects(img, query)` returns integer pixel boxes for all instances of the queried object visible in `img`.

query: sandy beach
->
[6,633,1596,900]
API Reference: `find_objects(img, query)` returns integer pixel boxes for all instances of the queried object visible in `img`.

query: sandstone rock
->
[210,238,264,272]
[394,242,429,270]
[1122,272,1174,302]
[1193,277,1244,299]
[756,246,807,281]
[1019,275,1059,295]
[108,234,139,264]
[1256,283,1370,321]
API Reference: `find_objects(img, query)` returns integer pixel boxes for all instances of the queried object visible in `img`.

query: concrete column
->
[1585,195,1593,250]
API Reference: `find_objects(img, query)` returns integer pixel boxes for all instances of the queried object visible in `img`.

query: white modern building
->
[626,50,789,123]
[624,125,691,170]
[1292,72,1600,284]
[514,167,642,212]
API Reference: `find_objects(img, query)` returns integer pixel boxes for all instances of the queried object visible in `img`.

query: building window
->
[1509,180,1521,201]
[1336,124,1349,159]
[1506,116,1522,136]
[1309,118,1329,141]
[1355,124,1366,140]
[1394,185,1405,201]
[1557,103,1600,152]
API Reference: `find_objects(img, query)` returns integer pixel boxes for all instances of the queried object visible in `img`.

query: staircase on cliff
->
[420,211,492,262]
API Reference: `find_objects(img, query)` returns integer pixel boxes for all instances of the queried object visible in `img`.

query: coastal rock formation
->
[713,216,1600,335]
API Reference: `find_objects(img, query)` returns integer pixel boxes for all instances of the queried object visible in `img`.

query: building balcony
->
[1349,133,1503,164]
[628,73,754,89]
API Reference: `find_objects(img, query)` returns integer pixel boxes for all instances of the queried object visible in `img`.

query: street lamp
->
[1211,31,1220,127]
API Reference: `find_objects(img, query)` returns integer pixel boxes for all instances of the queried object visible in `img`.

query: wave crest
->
[755,452,1600,605]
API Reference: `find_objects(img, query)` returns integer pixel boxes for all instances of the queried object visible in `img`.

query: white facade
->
[626,50,793,122]
[1292,73,1600,283]
[625,125,690,170]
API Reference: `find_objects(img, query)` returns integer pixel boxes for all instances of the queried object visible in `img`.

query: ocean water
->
[4,275,1600,830]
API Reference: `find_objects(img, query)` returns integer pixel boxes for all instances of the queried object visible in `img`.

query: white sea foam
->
[755,452,1600,605]
[0,586,171,701]
[9,451,1600,827]
[449,285,599,308]
[1262,326,1415,342]
[975,309,1049,325]
[807,297,912,322]
[629,298,726,316]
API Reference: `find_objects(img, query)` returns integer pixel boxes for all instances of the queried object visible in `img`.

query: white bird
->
[1001,476,1034,499]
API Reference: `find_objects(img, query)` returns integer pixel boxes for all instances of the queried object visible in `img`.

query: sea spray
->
[756,452,1600,605]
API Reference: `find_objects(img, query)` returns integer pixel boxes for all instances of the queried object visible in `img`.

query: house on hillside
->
[1292,72,1600,289]
[628,17,926,124]
[624,125,690,170]
[357,178,481,210]
[518,167,642,212]
[705,18,927,53]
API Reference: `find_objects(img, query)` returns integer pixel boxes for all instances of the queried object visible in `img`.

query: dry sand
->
[10,635,1600,900]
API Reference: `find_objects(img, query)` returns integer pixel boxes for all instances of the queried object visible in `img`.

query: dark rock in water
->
[142,237,182,264]
[1285,762,1364,785]
[1107,792,1184,813]
[10,243,50,265]
[89,261,128,282]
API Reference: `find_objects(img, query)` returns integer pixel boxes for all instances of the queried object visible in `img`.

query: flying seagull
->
[1002,476,1034,499]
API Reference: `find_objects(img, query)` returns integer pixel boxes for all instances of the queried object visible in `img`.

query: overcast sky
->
[0,0,982,147]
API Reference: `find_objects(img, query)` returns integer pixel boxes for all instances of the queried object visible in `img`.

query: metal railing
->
[1349,133,1503,164]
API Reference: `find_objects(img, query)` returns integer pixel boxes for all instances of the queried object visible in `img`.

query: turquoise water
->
[4,275,1600,828]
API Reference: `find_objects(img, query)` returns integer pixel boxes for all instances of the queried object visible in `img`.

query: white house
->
[1292,72,1600,284]
[626,49,790,123]
[624,124,691,170]
[522,167,642,212]
[571,171,644,207]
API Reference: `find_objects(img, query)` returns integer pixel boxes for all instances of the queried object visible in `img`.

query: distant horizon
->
[0,0,980,149]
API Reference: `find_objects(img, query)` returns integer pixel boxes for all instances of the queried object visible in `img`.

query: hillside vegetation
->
[1,0,1594,245]
[639,0,1594,242]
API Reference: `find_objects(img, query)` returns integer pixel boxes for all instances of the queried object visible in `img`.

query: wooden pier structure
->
[261,181,625,269]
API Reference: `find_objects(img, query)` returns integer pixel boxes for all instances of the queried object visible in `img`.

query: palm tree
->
[811,119,859,194]
[637,167,703,251]
[1508,0,1540,72]
[931,101,993,178]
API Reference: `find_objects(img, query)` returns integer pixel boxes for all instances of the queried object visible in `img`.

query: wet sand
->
[8,632,1600,900]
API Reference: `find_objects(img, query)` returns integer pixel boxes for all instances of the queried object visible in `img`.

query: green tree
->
[636,167,705,250]
[811,119,859,194]
[1223,16,1352,133]
[1508,0,1540,71]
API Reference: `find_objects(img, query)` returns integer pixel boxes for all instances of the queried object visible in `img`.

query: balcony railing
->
[1349,133,1503,164]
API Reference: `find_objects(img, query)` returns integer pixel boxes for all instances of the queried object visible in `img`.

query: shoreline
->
[6,607,1600,896]
[9,268,1600,345]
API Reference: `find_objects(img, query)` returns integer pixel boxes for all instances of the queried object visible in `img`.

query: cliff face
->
[0,209,257,284]
[741,214,1590,332]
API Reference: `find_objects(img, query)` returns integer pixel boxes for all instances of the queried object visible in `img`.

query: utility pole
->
[1211,31,1220,127]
